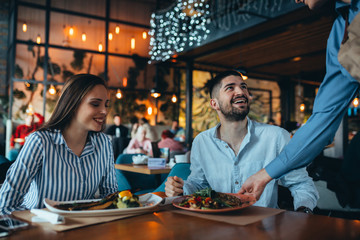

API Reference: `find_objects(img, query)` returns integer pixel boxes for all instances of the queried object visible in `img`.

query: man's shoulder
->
[194,126,217,142]
[251,121,289,137]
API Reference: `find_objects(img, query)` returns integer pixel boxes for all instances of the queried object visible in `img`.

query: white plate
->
[43,193,162,217]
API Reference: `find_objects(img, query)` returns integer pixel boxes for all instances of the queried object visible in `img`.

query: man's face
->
[212,75,251,121]
[114,116,121,126]
[295,0,328,10]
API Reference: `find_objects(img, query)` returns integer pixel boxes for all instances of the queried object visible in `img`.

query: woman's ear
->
[210,98,219,110]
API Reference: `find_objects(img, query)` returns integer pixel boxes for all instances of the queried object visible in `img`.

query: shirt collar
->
[51,129,98,150]
[211,116,254,141]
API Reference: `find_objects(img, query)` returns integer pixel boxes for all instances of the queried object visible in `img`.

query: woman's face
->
[72,84,109,133]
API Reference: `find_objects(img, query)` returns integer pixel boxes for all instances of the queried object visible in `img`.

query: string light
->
[122,77,127,87]
[171,94,177,103]
[48,85,56,95]
[147,106,153,115]
[131,37,135,50]
[98,42,103,52]
[142,31,147,39]
[82,32,86,42]
[353,97,359,108]
[300,103,305,112]
[69,26,74,36]
[149,0,211,62]
[36,34,41,44]
[116,89,122,99]
[108,32,113,41]
[22,23,27,32]
[241,74,248,80]
[115,25,120,34]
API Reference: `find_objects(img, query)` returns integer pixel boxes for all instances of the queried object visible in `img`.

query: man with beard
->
[165,70,319,211]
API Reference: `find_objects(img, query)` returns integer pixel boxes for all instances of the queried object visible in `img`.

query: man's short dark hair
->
[206,70,243,98]
[114,114,120,118]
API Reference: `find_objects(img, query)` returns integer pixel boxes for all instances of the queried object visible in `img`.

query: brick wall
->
[0,0,8,97]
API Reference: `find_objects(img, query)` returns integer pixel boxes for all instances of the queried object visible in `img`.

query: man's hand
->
[165,176,184,197]
[238,168,273,200]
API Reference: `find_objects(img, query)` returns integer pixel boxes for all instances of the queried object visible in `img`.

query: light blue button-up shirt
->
[266,1,360,179]
[184,118,319,209]
[0,130,118,214]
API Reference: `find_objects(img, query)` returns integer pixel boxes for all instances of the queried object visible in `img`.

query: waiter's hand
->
[238,168,273,200]
[165,176,184,197]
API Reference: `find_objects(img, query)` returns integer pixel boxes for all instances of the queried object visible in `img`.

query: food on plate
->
[179,188,247,210]
[53,191,142,211]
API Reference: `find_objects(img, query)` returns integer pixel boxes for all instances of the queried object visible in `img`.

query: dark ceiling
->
[177,4,337,86]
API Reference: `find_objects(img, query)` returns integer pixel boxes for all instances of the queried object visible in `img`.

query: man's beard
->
[218,100,250,122]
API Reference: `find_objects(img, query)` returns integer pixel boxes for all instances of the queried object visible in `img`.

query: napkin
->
[132,155,148,164]
[30,209,65,224]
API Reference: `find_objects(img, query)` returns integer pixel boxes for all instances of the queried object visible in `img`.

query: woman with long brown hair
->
[0,74,118,214]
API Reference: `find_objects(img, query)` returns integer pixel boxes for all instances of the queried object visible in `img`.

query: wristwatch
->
[296,206,313,214]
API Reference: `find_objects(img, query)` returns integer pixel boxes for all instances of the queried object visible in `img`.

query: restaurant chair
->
[153,163,191,192]
[115,153,158,194]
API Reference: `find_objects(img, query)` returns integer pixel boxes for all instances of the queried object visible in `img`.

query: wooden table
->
[115,164,172,186]
[115,164,172,175]
[7,193,360,240]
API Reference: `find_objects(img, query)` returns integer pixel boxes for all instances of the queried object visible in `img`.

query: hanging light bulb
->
[147,106,153,115]
[171,94,177,103]
[22,23,27,32]
[48,85,56,95]
[115,25,120,34]
[142,31,147,39]
[81,32,86,42]
[116,89,122,99]
[69,26,74,36]
[353,97,359,108]
[122,77,127,87]
[131,37,135,50]
[300,103,305,112]
[108,32,113,41]
[241,74,248,80]
[98,42,103,52]
[36,34,41,44]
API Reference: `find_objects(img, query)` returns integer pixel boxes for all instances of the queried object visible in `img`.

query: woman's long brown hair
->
[38,74,107,131]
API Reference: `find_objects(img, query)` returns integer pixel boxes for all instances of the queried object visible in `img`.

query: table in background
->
[115,163,172,185]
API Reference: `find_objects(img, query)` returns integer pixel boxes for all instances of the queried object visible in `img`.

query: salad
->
[179,188,243,210]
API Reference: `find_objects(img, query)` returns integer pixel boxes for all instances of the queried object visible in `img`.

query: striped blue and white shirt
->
[0,129,118,214]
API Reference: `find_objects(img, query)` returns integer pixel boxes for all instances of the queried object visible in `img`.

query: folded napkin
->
[132,155,148,164]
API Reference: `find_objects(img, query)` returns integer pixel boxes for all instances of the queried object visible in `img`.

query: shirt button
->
[235,181,239,184]
[225,145,229,148]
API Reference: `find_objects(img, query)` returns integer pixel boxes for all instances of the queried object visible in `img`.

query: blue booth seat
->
[153,163,191,192]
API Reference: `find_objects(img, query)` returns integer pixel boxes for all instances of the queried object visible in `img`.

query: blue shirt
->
[184,118,319,210]
[266,1,360,179]
[0,130,118,214]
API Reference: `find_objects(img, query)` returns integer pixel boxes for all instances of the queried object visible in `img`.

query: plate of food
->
[172,188,256,213]
[44,191,162,217]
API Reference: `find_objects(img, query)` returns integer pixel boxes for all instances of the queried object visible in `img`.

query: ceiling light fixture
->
[150,88,161,98]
